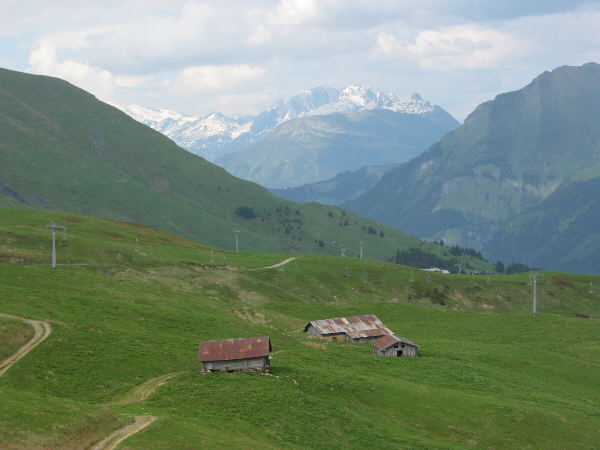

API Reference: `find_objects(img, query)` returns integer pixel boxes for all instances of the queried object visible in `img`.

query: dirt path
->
[0,313,52,377]
[90,415,156,450]
[249,257,297,270]
[92,371,182,448]
[107,372,182,405]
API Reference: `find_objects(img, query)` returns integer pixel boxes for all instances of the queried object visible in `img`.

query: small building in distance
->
[304,315,393,343]
[422,267,450,274]
[372,334,419,357]
[198,336,272,373]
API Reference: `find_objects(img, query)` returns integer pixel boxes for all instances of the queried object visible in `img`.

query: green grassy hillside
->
[492,176,600,273]
[0,67,481,270]
[1,210,599,448]
[271,163,400,205]
[0,317,34,361]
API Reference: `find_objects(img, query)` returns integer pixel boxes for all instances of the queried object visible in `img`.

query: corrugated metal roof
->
[346,328,389,339]
[198,336,272,362]
[304,314,393,336]
[373,334,419,351]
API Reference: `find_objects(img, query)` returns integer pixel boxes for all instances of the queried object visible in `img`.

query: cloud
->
[171,64,265,93]
[206,89,275,116]
[11,0,600,119]
[268,0,320,27]
[376,25,525,71]
[28,40,144,102]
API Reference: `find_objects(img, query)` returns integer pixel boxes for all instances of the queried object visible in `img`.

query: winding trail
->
[249,257,297,270]
[0,313,52,377]
[90,415,156,450]
[107,372,182,405]
[92,372,182,449]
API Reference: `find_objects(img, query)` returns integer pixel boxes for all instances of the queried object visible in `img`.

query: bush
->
[495,260,505,273]
[394,247,458,273]
[506,262,532,274]
[234,206,256,219]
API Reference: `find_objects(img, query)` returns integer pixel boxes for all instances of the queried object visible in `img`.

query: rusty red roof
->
[198,337,272,362]
[346,328,390,339]
[303,314,393,336]
[373,334,419,351]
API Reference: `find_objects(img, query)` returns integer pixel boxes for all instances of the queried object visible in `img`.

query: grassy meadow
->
[0,209,599,448]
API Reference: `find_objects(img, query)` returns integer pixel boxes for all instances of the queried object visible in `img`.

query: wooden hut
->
[304,315,393,343]
[372,334,419,357]
[198,336,272,372]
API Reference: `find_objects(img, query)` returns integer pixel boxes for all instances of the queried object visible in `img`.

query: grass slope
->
[271,163,400,206]
[0,210,598,448]
[0,67,477,269]
[0,317,34,361]
[491,176,600,273]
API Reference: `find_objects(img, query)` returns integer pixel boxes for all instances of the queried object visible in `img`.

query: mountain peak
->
[119,84,448,161]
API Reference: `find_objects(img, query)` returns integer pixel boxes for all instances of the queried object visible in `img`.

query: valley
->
[0,67,477,270]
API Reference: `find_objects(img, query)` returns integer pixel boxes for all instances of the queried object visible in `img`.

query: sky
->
[1,0,599,120]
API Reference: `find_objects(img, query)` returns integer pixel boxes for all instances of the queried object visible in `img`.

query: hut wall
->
[306,324,322,337]
[403,345,418,357]
[307,325,346,341]
[374,343,418,357]
[203,356,269,372]
[347,335,384,343]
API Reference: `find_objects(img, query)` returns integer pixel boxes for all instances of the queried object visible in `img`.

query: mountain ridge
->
[118,86,451,161]
[217,107,458,188]
[345,62,600,273]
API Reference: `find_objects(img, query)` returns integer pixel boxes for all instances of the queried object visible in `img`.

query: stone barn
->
[198,336,272,372]
[304,315,393,343]
[372,334,419,357]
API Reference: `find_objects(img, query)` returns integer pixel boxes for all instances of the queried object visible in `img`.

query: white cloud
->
[172,65,265,93]
[268,0,320,27]
[10,0,600,118]
[376,25,526,71]
[206,90,275,116]
[28,40,144,102]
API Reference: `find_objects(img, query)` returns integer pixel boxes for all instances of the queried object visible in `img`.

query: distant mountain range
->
[345,63,600,273]
[216,105,457,189]
[0,67,487,269]
[118,86,452,163]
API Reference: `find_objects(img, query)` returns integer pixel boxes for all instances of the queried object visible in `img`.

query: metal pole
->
[234,230,239,252]
[359,241,363,260]
[530,271,538,314]
[46,222,65,269]
[51,228,56,269]
[533,275,537,314]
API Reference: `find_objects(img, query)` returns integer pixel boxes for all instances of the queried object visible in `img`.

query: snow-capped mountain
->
[118,85,443,161]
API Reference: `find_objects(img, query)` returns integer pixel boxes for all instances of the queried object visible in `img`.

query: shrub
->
[235,206,256,219]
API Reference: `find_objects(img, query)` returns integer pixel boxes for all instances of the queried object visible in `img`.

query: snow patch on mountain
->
[117,85,443,161]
